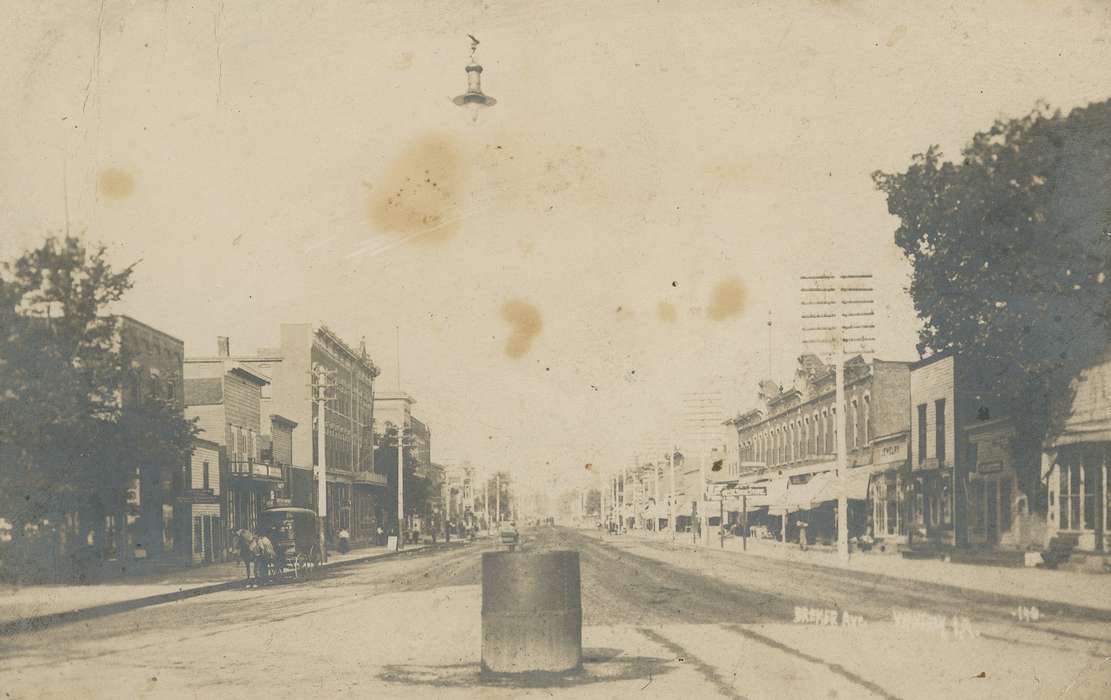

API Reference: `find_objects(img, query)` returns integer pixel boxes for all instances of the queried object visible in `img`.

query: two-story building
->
[184,352,283,543]
[174,437,224,563]
[732,354,912,546]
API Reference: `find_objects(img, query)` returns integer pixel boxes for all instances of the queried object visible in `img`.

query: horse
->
[234,529,276,586]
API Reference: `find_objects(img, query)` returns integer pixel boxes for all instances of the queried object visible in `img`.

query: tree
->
[0,236,196,579]
[873,99,1111,509]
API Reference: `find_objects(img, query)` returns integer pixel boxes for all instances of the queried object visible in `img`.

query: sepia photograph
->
[1,1,1110,698]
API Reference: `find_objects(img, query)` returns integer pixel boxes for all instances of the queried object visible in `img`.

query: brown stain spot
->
[615,305,634,321]
[501,300,542,359]
[657,302,677,323]
[368,133,464,245]
[886,25,908,47]
[98,168,135,199]
[707,277,746,321]
[585,463,592,472]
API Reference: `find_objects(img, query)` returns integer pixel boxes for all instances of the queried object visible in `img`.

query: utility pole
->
[682,391,724,547]
[313,364,335,563]
[801,273,875,567]
[669,438,676,542]
[495,472,501,527]
[397,418,405,550]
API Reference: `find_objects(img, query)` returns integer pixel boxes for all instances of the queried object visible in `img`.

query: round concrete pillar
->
[481,550,582,674]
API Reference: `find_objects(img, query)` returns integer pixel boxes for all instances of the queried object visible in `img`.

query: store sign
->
[873,438,908,466]
[721,485,767,498]
[978,460,1004,475]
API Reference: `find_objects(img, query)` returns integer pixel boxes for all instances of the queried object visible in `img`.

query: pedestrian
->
[337,528,350,554]
[376,525,384,547]
[797,519,808,551]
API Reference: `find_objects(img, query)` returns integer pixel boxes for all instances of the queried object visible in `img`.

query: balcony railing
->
[352,470,388,487]
[229,460,285,481]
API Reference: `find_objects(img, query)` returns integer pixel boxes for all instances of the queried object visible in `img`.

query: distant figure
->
[376,526,385,546]
[337,528,351,554]
[797,520,809,551]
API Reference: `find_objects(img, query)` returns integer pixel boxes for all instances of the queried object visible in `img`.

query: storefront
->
[964,418,1040,549]
[1043,347,1111,553]
[869,432,910,546]
[905,468,953,545]
[1046,443,1109,552]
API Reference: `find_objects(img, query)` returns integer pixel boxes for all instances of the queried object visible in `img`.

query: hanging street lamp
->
[453,35,496,122]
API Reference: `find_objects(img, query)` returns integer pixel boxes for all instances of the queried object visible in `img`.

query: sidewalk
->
[0,543,430,634]
[596,529,1111,613]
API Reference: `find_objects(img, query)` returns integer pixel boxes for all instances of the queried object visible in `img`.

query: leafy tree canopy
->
[873,99,1111,500]
[0,236,196,532]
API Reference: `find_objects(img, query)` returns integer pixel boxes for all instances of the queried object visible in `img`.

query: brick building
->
[257,324,384,545]
[731,354,912,546]
[115,316,185,562]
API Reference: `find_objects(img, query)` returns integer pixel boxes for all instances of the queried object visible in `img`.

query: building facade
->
[173,437,224,564]
[117,316,186,562]
[1044,345,1111,557]
[208,325,385,547]
[184,354,284,546]
[731,354,912,546]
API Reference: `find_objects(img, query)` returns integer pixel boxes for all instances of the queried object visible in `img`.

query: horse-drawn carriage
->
[259,506,324,580]
[236,507,324,584]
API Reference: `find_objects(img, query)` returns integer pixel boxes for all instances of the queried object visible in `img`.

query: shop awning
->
[783,468,873,510]
[725,478,788,511]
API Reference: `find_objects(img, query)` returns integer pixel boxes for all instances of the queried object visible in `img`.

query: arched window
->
[802,418,809,459]
[826,409,835,454]
[813,412,820,454]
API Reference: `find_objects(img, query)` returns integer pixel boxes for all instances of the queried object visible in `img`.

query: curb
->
[0,544,439,637]
[592,530,1111,619]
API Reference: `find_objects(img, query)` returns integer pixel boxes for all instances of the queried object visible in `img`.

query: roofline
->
[192,436,221,450]
[911,349,957,370]
[228,364,270,386]
[116,315,184,347]
[270,413,298,429]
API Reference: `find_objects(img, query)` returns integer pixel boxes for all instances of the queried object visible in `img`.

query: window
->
[193,516,203,553]
[237,428,246,461]
[802,418,809,459]
[917,404,928,464]
[202,460,210,490]
[935,399,947,464]
[851,399,859,449]
[166,380,176,400]
[863,395,871,443]
[813,413,820,454]
[972,480,985,530]
[824,410,833,454]
[885,473,899,536]
[1000,478,1012,532]
[1083,457,1099,531]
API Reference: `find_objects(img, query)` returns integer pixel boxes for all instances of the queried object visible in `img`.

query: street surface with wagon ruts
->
[1,527,1109,699]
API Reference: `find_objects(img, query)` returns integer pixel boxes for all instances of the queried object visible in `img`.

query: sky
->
[3,0,1110,494]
